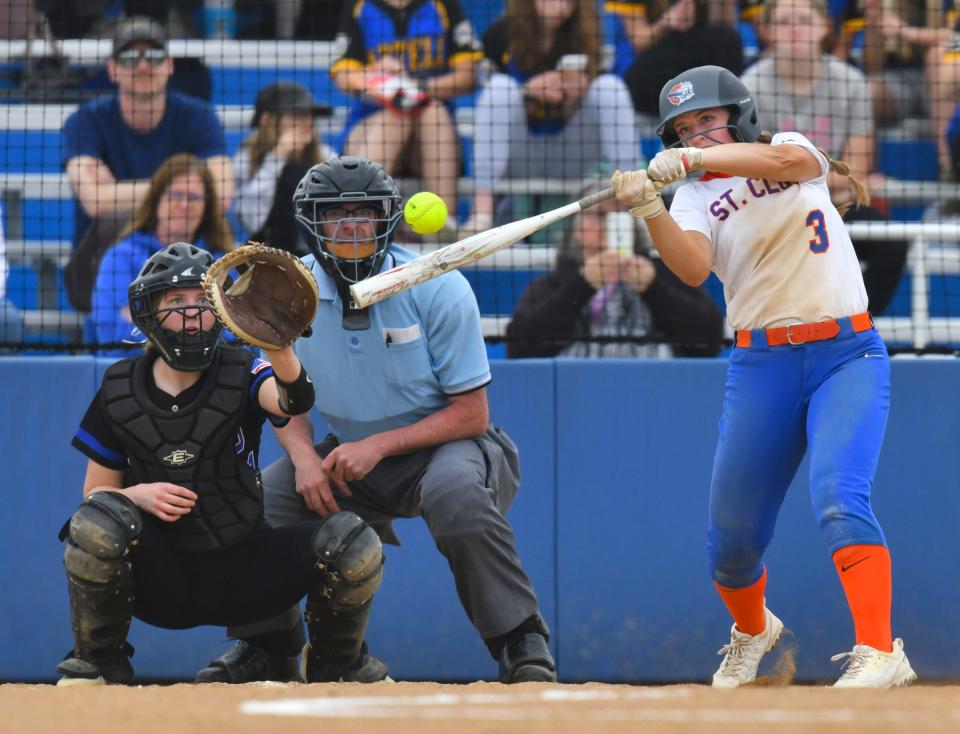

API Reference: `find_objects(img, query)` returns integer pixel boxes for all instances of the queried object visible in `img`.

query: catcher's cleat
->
[56,647,134,687]
[832,638,917,688]
[498,632,557,683]
[194,640,300,683]
[712,606,784,688]
[301,641,392,683]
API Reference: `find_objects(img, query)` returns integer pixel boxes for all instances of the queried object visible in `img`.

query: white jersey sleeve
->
[669,185,714,244]
[770,131,830,180]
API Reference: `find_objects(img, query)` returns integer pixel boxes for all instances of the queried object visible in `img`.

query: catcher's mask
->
[656,65,760,149]
[128,242,224,371]
[293,156,402,286]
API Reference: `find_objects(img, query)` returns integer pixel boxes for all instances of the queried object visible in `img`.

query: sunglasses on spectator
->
[115,48,168,68]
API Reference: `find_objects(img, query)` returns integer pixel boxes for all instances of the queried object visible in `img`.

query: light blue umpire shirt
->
[295,245,492,443]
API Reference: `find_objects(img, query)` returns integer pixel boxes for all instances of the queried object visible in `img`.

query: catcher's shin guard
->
[57,492,142,684]
[303,600,389,682]
[303,512,385,681]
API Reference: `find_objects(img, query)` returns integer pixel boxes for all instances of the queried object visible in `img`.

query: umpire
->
[198,156,556,684]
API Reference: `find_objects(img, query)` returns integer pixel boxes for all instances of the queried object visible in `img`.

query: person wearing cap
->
[62,16,234,285]
[233,82,335,256]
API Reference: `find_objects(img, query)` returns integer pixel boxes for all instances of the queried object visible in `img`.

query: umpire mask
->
[293,156,402,288]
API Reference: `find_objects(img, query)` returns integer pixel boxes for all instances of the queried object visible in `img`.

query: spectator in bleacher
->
[461,0,639,236]
[234,82,334,256]
[0,202,25,348]
[835,0,955,151]
[329,0,482,240]
[90,153,233,353]
[930,15,960,180]
[606,0,745,75]
[506,175,723,358]
[742,0,907,316]
[950,95,960,177]
[62,16,233,311]
[611,1,744,122]
[736,0,772,65]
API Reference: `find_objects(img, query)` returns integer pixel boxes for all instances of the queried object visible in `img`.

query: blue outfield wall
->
[0,356,958,683]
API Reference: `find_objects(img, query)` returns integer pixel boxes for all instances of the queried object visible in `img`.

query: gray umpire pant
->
[228,425,542,642]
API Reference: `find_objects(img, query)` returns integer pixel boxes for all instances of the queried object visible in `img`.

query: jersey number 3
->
[806,209,830,254]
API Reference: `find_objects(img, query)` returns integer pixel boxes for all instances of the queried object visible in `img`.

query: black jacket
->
[505,258,724,358]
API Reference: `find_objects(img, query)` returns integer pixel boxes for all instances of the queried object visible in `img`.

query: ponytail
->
[756,132,870,216]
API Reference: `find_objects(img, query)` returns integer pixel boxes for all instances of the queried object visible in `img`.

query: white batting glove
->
[611,169,665,220]
[647,148,704,184]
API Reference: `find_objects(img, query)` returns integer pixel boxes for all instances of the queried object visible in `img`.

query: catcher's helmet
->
[656,65,760,149]
[292,156,402,286]
[128,242,223,371]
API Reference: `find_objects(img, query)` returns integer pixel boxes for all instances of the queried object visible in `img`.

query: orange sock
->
[832,544,893,652]
[714,568,767,636]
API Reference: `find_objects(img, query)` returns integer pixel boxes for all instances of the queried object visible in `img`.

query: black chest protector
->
[101,347,263,551]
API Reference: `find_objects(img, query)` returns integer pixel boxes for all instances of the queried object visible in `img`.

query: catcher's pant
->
[132,519,329,628]
[229,425,541,640]
[708,325,890,589]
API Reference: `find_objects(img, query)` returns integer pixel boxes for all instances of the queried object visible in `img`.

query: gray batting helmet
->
[656,65,760,149]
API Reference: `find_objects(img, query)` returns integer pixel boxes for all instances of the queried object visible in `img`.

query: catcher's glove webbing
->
[203,243,319,351]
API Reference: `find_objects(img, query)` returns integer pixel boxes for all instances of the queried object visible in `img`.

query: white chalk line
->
[239,687,960,724]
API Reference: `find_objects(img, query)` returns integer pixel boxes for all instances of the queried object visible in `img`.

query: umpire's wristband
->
[275,364,314,416]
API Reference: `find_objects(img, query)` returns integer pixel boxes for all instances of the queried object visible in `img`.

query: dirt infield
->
[3,681,959,734]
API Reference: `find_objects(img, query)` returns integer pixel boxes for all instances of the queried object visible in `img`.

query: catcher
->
[56,241,386,685]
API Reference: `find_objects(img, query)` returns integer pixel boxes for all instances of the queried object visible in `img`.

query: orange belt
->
[735,312,874,348]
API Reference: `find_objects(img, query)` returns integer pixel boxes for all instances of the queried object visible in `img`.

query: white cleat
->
[831,638,917,688]
[712,607,784,688]
[56,675,107,687]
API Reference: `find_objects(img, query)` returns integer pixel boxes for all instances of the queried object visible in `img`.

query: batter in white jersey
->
[612,65,915,690]
[670,131,867,330]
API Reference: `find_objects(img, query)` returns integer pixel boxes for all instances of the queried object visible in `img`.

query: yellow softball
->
[404,192,448,235]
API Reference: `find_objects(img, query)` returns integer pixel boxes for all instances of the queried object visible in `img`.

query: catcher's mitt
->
[203,243,319,351]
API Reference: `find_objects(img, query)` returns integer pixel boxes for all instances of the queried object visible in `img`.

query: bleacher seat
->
[877,137,939,221]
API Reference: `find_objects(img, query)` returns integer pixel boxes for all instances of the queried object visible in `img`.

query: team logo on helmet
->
[667,81,695,107]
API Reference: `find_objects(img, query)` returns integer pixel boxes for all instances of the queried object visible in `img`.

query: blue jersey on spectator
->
[330,0,482,148]
[603,1,646,78]
[62,91,227,246]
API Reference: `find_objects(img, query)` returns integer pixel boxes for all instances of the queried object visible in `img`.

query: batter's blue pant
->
[708,320,890,589]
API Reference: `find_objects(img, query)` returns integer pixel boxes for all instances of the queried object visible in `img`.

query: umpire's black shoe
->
[56,646,134,687]
[498,632,557,683]
[195,640,300,683]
